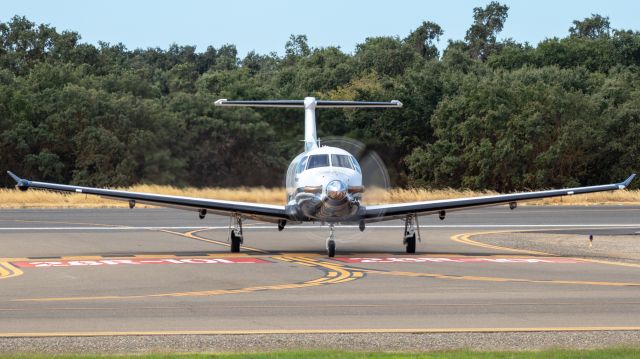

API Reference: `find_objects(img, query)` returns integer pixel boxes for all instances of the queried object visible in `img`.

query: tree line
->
[0,2,638,191]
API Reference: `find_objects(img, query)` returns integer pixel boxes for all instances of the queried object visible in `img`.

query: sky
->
[2,0,639,57]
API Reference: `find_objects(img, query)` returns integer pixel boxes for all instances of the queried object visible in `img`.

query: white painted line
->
[13,257,269,268]
[0,224,640,231]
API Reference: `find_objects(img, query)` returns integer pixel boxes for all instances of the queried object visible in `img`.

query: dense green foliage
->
[1,3,638,190]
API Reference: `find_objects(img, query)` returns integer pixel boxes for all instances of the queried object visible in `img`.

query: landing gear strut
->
[229,214,243,253]
[403,214,421,254]
[326,223,336,257]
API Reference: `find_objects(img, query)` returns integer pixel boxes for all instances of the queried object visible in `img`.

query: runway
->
[1,206,640,351]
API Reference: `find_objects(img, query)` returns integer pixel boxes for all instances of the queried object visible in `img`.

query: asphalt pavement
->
[1,205,640,352]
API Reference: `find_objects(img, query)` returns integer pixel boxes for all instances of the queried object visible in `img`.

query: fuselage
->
[285,146,364,222]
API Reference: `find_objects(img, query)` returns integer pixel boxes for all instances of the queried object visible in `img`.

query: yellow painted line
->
[280,253,323,258]
[304,277,332,284]
[451,228,640,269]
[162,229,270,254]
[0,258,30,262]
[2,326,640,337]
[0,263,9,277]
[451,231,552,256]
[5,300,640,312]
[13,256,364,302]
[190,228,269,254]
[579,258,640,269]
[292,262,316,267]
[366,268,640,286]
[0,261,23,280]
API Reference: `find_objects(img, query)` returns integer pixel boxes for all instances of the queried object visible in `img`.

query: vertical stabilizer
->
[304,97,318,152]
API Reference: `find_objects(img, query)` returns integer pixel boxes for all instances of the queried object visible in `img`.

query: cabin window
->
[307,154,330,169]
[296,156,308,173]
[350,156,362,173]
[331,154,353,169]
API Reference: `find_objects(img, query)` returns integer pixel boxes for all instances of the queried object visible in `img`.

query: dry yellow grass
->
[0,185,639,208]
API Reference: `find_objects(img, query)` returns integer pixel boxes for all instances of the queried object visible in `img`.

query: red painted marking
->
[12,257,269,268]
[334,257,584,264]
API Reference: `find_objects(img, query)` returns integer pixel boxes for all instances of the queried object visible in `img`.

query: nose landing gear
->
[326,223,336,257]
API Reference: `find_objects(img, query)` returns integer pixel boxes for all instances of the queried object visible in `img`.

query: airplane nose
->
[326,180,347,200]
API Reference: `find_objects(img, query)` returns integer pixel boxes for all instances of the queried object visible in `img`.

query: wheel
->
[327,240,336,257]
[230,232,241,253]
[405,233,416,254]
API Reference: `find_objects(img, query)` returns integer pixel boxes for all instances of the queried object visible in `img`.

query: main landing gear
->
[403,214,421,254]
[326,223,336,257]
[229,214,243,253]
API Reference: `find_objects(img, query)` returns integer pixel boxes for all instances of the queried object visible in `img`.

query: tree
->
[284,34,311,64]
[405,21,443,59]
[1,14,639,190]
[354,37,419,76]
[569,14,610,39]
[464,1,509,61]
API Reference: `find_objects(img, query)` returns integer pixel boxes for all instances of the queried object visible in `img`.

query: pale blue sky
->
[2,1,639,56]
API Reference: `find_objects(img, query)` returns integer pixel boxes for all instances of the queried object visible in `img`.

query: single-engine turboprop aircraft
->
[7,97,636,257]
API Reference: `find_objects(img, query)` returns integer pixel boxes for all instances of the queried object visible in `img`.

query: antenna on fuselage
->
[214,97,403,152]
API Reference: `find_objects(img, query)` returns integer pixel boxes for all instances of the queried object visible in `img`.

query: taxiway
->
[1,206,640,352]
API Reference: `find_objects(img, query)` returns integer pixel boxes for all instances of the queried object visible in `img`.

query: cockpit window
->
[307,154,330,169]
[331,154,353,169]
[350,156,362,173]
[296,156,308,174]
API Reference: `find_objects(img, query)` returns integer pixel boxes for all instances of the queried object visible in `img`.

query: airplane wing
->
[364,174,636,221]
[6,171,287,223]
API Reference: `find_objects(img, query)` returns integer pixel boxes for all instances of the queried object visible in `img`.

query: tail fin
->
[215,97,402,152]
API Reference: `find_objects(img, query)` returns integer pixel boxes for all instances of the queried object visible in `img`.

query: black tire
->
[327,240,336,257]
[230,232,241,253]
[405,233,416,254]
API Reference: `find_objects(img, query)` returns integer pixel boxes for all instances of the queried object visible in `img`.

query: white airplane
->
[7,97,636,257]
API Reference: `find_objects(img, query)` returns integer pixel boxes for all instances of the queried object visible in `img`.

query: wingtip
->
[620,173,636,188]
[7,171,30,191]
[6,170,21,183]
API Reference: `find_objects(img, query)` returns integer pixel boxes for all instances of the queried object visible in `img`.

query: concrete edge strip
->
[2,327,640,338]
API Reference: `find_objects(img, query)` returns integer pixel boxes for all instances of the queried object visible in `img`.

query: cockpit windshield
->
[296,156,308,174]
[350,156,362,173]
[331,154,353,169]
[307,154,330,169]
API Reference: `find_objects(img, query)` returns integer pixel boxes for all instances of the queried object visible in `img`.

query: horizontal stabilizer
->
[214,99,402,108]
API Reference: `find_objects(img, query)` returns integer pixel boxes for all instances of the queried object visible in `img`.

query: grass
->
[2,348,640,358]
[0,185,639,209]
